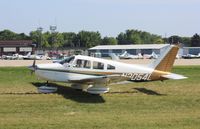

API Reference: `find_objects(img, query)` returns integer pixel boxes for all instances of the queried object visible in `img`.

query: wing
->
[68,74,122,84]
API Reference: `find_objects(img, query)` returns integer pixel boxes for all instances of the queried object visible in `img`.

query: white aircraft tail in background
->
[29,45,187,94]
[109,53,119,61]
[119,51,143,59]
[23,52,44,60]
[144,52,158,59]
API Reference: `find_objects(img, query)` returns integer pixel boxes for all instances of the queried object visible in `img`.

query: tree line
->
[0,29,200,48]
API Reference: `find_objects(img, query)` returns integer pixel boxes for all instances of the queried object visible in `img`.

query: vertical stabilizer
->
[26,52,31,56]
[149,45,179,72]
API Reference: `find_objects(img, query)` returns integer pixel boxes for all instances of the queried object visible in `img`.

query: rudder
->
[149,45,179,72]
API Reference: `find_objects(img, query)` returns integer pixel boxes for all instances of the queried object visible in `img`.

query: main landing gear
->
[71,83,109,95]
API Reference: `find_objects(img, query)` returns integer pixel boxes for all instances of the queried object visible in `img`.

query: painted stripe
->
[36,68,121,76]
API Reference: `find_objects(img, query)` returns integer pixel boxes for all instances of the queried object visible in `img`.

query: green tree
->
[126,29,142,44]
[191,33,200,47]
[76,31,101,48]
[168,35,181,44]
[181,37,191,46]
[41,32,51,48]
[62,32,77,47]
[150,34,164,44]
[154,38,164,44]
[0,29,18,40]
[30,30,41,47]
[49,32,64,48]
[117,32,129,44]
[101,37,118,45]
[117,29,163,44]
[140,32,151,44]
[16,33,30,40]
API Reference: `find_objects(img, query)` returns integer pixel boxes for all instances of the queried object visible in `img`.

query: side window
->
[107,64,115,70]
[83,60,91,69]
[93,61,104,70]
[75,59,91,69]
[76,59,83,68]
[59,56,74,64]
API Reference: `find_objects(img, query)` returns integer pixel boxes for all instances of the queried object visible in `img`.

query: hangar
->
[0,40,34,56]
[182,47,200,55]
[88,44,170,57]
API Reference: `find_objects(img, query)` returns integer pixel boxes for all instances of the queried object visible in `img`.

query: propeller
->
[28,58,37,75]
[28,45,37,75]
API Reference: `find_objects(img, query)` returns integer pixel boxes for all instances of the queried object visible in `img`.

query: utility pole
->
[37,27,43,49]
[50,25,57,50]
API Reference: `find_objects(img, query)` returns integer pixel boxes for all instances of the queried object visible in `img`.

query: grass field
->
[0,66,200,129]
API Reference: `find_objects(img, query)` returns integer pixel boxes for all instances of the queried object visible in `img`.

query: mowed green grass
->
[0,66,200,129]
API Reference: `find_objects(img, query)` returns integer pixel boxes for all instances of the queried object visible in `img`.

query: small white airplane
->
[119,51,143,59]
[23,52,51,60]
[2,53,25,60]
[2,54,18,60]
[182,53,200,59]
[29,45,187,94]
[143,52,158,59]
[23,52,41,60]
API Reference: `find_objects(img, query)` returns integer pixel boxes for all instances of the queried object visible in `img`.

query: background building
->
[89,44,170,57]
[182,47,200,55]
[0,40,33,56]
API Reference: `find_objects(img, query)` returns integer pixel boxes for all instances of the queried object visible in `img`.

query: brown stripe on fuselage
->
[37,67,121,76]
[149,70,170,81]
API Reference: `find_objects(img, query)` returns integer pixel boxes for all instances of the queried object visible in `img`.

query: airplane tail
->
[148,44,179,72]
[26,52,31,56]
[109,53,119,61]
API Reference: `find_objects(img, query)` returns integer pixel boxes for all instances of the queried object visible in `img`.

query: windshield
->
[59,56,75,64]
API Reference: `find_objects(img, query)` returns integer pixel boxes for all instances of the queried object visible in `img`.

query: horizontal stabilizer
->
[161,73,187,80]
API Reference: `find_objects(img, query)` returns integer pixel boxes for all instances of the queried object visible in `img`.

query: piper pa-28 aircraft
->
[29,44,187,94]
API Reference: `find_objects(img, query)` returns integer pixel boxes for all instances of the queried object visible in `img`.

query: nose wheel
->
[46,81,49,86]
[37,81,58,93]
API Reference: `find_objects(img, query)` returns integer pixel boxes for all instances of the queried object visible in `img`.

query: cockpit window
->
[59,56,75,64]
[107,64,115,70]
[93,61,104,70]
[74,59,91,69]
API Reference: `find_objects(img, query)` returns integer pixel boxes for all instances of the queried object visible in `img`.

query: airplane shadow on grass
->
[133,88,166,96]
[31,82,106,103]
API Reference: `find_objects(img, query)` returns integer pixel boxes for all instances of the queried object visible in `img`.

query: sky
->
[0,0,199,37]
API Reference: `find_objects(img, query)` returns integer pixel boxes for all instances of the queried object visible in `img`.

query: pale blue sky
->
[0,0,199,37]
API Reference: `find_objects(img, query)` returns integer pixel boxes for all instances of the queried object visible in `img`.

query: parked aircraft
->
[119,51,143,59]
[2,54,19,60]
[2,53,29,60]
[23,52,51,60]
[29,45,187,94]
[143,52,158,59]
[182,53,200,59]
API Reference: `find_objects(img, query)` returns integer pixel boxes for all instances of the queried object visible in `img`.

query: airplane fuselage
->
[34,55,163,83]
